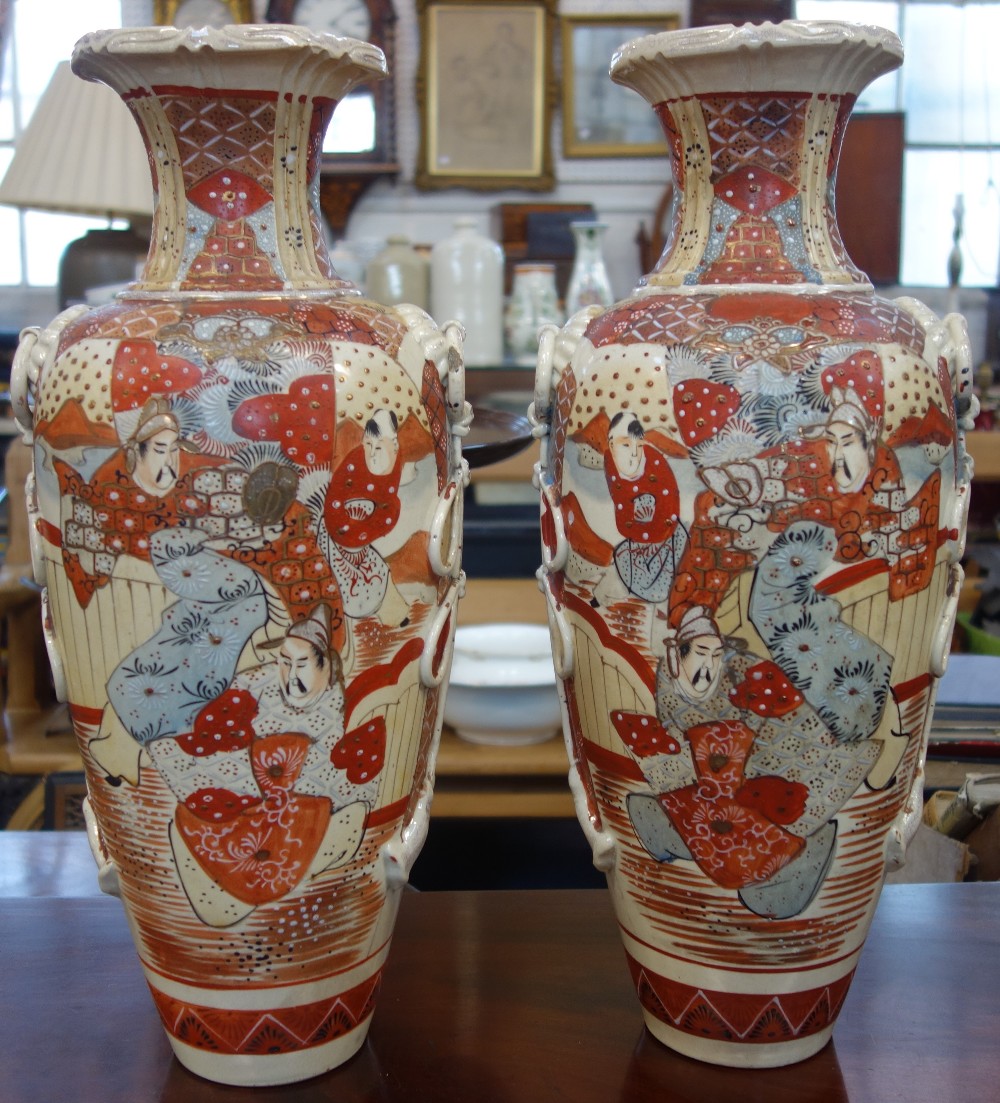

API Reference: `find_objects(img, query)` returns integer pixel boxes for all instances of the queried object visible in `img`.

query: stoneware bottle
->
[532,21,975,1069]
[430,215,504,366]
[11,25,468,1087]
[366,233,430,311]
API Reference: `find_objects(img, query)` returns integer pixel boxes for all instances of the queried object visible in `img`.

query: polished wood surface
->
[2,833,998,1103]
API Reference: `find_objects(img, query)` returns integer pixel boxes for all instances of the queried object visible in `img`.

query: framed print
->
[416,0,556,191]
[154,0,254,26]
[561,13,679,158]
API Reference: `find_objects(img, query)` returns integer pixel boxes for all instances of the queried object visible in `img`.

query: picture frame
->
[561,13,679,159]
[153,0,254,27]
[415,0,557,192]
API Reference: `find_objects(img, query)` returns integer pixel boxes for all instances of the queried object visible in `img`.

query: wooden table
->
[2,833,998,1103]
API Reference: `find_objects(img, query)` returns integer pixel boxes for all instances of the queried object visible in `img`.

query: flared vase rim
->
[72,23,386,84]
[611,19,902,100]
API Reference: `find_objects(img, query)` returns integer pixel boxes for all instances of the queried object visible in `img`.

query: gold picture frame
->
[415,0,556,192]
[154,0,254,27]
[561,13,679,159]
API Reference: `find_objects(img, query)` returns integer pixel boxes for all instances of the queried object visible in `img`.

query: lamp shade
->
[0,60,152,219]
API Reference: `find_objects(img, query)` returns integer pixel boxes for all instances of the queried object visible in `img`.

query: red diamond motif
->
[188,168,272,220]
[714,165,797,214]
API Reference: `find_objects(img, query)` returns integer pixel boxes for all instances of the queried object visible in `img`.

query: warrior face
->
[827,422,870,493]
[134,427,182,497]
[277,635,330,707]
[363,409,399,477]
[608,413,644,479]
[677,634,725,701]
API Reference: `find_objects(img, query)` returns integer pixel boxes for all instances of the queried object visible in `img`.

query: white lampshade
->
[0,60,152,219]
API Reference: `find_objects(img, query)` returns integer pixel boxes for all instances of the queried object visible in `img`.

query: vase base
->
[641,1013,833,1069]
[167,1018,372,1086]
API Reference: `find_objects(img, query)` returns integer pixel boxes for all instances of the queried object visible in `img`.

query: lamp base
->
[58,225,149,308]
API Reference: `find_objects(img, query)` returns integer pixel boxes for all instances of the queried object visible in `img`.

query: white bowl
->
[444,623,562,746]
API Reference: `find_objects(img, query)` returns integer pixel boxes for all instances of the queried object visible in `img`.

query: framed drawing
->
[154,0,254,25]
[415,0,557,191]
[561,13,678,158]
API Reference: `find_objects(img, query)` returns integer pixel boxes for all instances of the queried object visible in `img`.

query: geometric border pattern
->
[626,952,853,1045]
[149,972,381,1055]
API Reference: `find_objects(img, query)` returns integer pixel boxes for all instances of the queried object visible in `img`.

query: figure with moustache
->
[147,604,370,926]
[54,395,221,605]
[623,604,873,918]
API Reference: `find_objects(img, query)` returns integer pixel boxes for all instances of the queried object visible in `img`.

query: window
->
[0,0,123,287]
[796,0,1000,288]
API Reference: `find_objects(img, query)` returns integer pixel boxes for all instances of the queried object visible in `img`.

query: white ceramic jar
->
[366,234,429,310]
[430,216,504,366]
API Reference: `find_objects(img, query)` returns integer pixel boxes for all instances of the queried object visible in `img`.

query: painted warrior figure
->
[622,604,879,918]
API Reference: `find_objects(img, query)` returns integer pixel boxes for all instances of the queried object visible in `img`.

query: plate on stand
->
[463,407,534,469]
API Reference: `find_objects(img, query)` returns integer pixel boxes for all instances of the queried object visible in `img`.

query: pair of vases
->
[13,20,973,1086]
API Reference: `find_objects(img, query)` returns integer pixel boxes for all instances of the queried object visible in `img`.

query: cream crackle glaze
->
[531,20,975,1068]
[11,24,469,1087]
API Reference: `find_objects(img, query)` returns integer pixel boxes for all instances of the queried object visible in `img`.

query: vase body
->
[505,262,562,366]
[430,216,504,366]
[12,26,467,1087]
[564,221,614,318]
[366,234,430,311]
[533,22,975,1069]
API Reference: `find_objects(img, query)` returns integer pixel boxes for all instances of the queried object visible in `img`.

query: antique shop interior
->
[2,0,1000,905]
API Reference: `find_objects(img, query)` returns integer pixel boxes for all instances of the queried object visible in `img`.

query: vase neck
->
[124,83,343,293]
[71,26,386,296]
[646,88,863,290]
[572,224,607,260]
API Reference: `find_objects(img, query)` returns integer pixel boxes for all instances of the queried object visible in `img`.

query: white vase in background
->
[505,262,562,366]
[431,216,504,366]
[564,220,614,318]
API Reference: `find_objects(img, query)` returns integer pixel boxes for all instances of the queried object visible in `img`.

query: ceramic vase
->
[11,25,468,1087]
[564,220,614,318]
[532,21,975,1068]
[505,262,563,366]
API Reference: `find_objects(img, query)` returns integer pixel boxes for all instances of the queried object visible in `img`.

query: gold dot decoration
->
[332,343,426,430]
[880,349,946,438]
[570,344,677,438]
[35,339,117,427]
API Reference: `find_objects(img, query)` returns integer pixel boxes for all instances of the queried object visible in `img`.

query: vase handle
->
[83,797,121,897]
[40,588,68,702]
[538,568,574,681]
[9,327,40,442]
[419,574,462,689]
[9,306,88,442]
[942,309,979,431]
[428,478,464,580]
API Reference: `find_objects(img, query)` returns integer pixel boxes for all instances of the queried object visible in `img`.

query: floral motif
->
[155,549,221,600]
